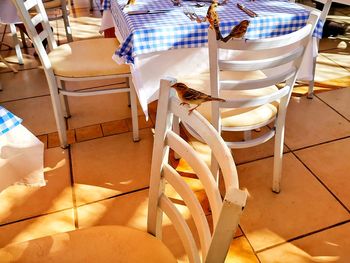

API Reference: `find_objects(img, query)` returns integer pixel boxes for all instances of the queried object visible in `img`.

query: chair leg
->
[244,130,252,141]
[89,0,93,11]
[61,0,73,42]
[57,80,71,118]
[0,55,18,73]
[19,28,28,49]
[129,77,140,142]
[47,76,68,148]
[307,56,317,99]
[9,24,24,65]
[272,107,288,194]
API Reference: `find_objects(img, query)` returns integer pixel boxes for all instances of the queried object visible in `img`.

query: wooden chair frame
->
[180,10,320,193]
[11,0,139,148]
[148,78,247,262]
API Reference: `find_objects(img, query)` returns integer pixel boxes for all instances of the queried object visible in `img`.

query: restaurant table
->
[101,0,323,117]
[0,106,45,192]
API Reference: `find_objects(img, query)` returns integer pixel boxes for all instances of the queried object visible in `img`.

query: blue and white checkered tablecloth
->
[108,0,323,64]
[0,106,22,136]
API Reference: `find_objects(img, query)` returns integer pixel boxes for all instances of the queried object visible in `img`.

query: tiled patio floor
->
[0,1,349,262]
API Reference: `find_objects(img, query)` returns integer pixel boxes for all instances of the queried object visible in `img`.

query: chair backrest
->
[10,0,57,71]
[148,78,248,263]
[296,0,332,24]
[207,10,321,138]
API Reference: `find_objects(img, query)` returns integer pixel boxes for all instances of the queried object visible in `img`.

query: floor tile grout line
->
[0,206,75,228]
[287,135,350,152]
[291,150,350,213]
[67,144,80,229]
[0,94,50,104]
[255,219,350,254]
[315,93,350,122]
[74,186,150,209]
[320,51,350,73]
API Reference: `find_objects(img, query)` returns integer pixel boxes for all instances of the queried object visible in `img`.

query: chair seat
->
[43,0,63,9]
[177,71,279,128]
[0,225,177,263]
[48,38,130,78]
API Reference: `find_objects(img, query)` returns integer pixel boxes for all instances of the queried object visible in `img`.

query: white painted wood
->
[197,10,320,193]
[148,78,246,262]
[163,164,211,258]
[159,195,201,263]
[9,23,23,65]
[11,0,139,148]
[166,130,222,225]
[205,187,248,263]
[294,1,332,96]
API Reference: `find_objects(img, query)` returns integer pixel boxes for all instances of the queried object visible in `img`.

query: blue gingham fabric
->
[0,106,22,136]
[101,0,111,10]
[109,0,323,64]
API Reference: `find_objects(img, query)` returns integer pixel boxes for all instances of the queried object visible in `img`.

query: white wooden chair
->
[38,0,73,42]
[177,10,321,193]
[11,0,139,148]
[0,78,247,263]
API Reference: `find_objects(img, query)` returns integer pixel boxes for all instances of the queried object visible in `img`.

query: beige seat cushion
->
[43,0,63,9]
[48,38,130,78]
[177,71,279,128]
[0,225,177,263]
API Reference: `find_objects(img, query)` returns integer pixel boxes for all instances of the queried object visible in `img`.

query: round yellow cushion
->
[0,225,177,263]
[48,38,130,78]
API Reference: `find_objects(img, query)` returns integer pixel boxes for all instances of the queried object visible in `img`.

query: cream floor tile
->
[0,147,72,225]
[284,96,350,150]
[77,189,244,263]
[77,189,190,261]
[313,54,350,88]
[53,16,103,42]
[66,92,143,129]
[317,87,350,120]
[0,69,49,102]
[77,189,149,230]
[2,96,58,135]
[257,222,350,263]
[321,49,350,70]
[225,236,259,263]
[295,138,350,210]
[237,153,349,252]
[319,37,350,52]
[0,209,75,248]
[71,129,153,205]
[0,49,39,74]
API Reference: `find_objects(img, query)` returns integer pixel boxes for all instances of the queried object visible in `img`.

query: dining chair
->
[294,0,332,98]
[11,0,139,148]
[40,0,73,42]
[176,10,321,193]
[0,78,247,263]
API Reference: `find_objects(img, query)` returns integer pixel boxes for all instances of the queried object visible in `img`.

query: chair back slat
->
[148,78,246,262]
[220,85,290,109]
[163,164,211,258]
[24,0,37,10]
[11,0,57,57]
[218,47,304,72]
[166,131,221,224]
[207,10,320,117]
[217,19,314,51]
[220,67,296,91]
[159,195,201,263]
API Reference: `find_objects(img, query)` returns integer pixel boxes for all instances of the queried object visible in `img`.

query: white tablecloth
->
[0,0,21,24]
[101,3,319,117]
[0,107,45,192]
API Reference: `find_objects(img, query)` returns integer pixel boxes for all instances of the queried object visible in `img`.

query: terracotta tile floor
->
[0,1,350,262]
